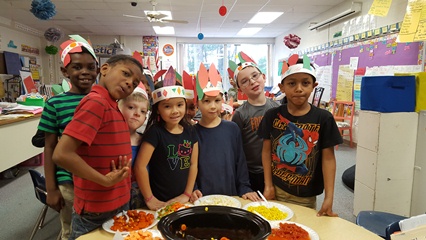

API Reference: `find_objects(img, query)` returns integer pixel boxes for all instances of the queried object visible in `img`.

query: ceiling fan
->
[123,0,188,24]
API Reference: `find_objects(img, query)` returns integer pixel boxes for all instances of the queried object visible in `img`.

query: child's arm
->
[167,142,199,205]
[262,139,275,200]
[52,135,131,187]
[134,141,165,210]
[317,146,338,217]
[44,132,64,212]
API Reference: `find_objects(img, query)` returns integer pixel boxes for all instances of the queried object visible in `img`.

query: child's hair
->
[118,92,149,109]
[281,58,316,84]
[104,54,144,75]
[144,80,191,133]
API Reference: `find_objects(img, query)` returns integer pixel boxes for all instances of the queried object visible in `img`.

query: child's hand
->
[189,190,203,203]
[317,198,338,217]
[166,194,189,205]
[263,187,276,200]
[46,189,64,212]
[103,156,131,187]
[242,191,261,202]
[146,197,165,211]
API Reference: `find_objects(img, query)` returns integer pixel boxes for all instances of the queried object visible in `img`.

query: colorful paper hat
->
[228,51,258,82]
[133,82,149,100]
[151,66,186,104]
[51,79,72,95]
[60,35,97,67]
[280,54,316,81]
[132,51,155,93]
[183,70,197,101]
[195,63,223,100]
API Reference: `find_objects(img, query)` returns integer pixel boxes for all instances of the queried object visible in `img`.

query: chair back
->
[312,87,324,107]
[28,169,47,204]
[385,220,401,240]
[331,101,355,127]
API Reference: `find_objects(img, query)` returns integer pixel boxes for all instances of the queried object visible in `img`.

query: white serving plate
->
[268,221,319,240]
[102,209,158,234]
[243,201,294,223]
[193,194,242,208]
[112,229,163,240]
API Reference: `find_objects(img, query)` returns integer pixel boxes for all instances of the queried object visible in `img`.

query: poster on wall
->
[315,66,332,102]
[336,65,354,101]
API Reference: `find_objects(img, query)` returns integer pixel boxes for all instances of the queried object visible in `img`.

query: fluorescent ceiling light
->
[144,10,173,20]
[153,26,175,35]
[237,27,262,36]
[248,12,283,24]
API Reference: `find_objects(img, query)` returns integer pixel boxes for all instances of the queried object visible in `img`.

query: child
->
[37,35,98,240]
[190,63,259,202]
[118,83,150,209]
[182,70,198,124]
[230,52,279,193]
[134,66,198,211]
[52,54,144,239]
[258,54,342,217]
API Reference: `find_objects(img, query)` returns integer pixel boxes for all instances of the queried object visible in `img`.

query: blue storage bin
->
[361,76,415,112]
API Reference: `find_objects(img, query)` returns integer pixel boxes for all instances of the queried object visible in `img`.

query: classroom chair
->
[331,101,355,149]
[311,87,324,107]
[356,211,407,239]
[28,169,61,240]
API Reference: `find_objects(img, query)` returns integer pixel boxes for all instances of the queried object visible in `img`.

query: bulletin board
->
[309,33,423,101]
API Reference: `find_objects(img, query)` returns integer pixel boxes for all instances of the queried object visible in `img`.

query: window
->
[178,43,271,91]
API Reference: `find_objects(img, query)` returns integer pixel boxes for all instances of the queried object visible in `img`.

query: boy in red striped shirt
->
[53,54,144,239]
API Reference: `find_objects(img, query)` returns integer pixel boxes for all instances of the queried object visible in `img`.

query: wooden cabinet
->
[353,111,418,217]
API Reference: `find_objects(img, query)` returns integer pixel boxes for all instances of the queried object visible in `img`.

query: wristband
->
[145,195,153,202]
[183,192,191,198]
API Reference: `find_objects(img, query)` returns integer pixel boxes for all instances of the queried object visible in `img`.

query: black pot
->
[157,205,271,240]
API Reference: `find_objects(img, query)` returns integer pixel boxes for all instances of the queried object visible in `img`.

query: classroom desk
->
[77,197,382,240]
[0,114,42,172]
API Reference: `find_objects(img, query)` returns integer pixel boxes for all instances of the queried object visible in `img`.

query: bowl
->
[157,206,271,240]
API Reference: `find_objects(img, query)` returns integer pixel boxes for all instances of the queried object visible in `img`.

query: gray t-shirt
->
[232,98,279,173]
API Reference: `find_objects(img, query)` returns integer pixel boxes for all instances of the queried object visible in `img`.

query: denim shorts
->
[68,203,129,240]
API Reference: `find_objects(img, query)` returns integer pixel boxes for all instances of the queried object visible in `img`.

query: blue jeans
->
[68,203,129,240]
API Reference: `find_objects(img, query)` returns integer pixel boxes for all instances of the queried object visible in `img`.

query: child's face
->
[61,53,98,94]
[236,67,265,95]
[119,99,149,131]
[99,62,143,100]
[198,94,222,121]
[279,73,318,106]
[186,99,197,120]
[157,97,186,125]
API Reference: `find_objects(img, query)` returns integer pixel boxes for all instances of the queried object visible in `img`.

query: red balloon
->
[219,5,227,16]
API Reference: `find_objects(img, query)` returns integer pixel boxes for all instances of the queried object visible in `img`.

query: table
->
[77,197,382,240]
[0,114,42,172]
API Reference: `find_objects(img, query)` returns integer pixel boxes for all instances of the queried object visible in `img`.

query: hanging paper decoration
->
[198,33,204,40]
[44,27,62,42]
[45,45,58,55]
[283,34,301,49]
[30,0,56,20]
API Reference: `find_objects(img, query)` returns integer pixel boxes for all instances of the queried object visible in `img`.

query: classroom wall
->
[273,0,409,86]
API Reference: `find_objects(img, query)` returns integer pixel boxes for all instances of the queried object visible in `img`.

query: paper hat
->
[280,54,316,82]
[133,82,149,100]
[183,70,197,101]
[151,66,186,104]
[228,51,259,82]
[60,35,97,67]
[195,63,223,100]
[132,51,155,93]
[51,79,72,95]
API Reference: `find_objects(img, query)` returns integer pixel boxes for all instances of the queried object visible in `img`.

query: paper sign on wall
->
[349,57,359,70]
